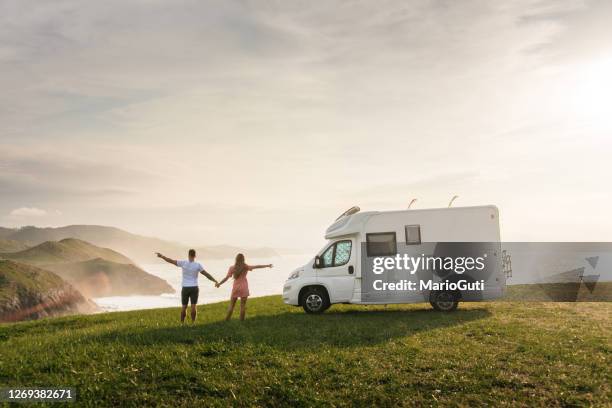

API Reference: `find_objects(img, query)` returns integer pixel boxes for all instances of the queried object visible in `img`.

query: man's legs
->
[190,304,197,323]
[180,305,187,323]
[188,287,199,323]
[180,287,194,324]
[239,297,248,321]
[225,298,237,321]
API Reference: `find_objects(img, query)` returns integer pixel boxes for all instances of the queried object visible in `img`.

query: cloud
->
[519,0,612,62]
[9,207,48,217]
[0,0,610,244]
[0,0,570,141]
[0,144,155,202]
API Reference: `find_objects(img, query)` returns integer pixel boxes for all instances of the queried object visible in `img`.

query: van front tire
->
[430,291,459,312]
[301,287,330,314]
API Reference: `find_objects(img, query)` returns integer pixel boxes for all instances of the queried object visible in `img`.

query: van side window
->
[334,241,352,266]
[405,225,421,245]
[320,240,352,268]
[366,232,397,257]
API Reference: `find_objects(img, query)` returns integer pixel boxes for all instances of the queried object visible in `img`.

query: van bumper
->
[282,281,300,306]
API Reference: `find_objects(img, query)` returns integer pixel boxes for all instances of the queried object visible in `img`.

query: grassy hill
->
[1,238,133,265]
[0,239,30,253]
[43,258,174,297]
[1,239,174,300]
[0,260,96,322]
[0,297,609,406]
[1,225,279,262]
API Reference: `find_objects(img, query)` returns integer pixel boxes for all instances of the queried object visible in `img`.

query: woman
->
[216,253,273,321]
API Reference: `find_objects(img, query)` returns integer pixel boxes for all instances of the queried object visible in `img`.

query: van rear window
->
[366,232,397,257]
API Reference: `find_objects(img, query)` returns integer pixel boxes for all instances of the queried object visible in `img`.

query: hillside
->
[43,258,174,297]
[0,239,30,253]
[1,238,133,265]
[0,297,609,406]
[0,239,173,300]
[1,225,279,262]
[0,260,96,322]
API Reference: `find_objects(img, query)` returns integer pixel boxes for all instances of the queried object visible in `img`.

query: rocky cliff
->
[0,260,97,322]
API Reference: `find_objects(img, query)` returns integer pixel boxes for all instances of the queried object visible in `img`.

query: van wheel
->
[430,291,459,312]
[301,287,330,314]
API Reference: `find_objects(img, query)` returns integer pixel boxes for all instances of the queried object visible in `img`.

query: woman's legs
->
[225,298,237,321]
[239,297,248,321]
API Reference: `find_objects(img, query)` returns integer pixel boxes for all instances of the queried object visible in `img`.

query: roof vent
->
[335,206,360,221]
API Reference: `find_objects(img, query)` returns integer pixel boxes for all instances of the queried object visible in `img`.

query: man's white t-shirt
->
[177,260,204,287]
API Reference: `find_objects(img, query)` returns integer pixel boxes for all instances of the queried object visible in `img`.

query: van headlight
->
[288,270,301,280]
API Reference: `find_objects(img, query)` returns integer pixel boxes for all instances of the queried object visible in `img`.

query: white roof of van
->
[325,211,376,239]
[324,205,498,239]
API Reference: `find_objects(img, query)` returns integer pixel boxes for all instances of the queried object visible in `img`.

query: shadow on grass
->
[90,307,491,351]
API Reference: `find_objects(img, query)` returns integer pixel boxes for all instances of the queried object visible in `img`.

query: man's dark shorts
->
[181,286,199,306]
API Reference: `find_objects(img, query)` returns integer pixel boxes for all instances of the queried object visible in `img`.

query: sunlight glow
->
[571,57,612,130]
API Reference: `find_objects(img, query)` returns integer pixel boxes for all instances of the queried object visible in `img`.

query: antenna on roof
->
[448,195,459,207]
[408,199,417,209]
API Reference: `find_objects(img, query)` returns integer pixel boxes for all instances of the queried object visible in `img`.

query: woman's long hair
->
[232,253,247,279]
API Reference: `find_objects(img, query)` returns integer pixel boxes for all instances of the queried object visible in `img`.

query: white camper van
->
[283,205,505,313]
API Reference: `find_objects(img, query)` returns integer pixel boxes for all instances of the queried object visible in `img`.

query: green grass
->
[1,297,610,407]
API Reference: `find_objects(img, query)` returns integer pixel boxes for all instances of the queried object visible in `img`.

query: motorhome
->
[283,205,506,313]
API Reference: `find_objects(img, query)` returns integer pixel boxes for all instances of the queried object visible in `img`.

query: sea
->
[93,254,312,312]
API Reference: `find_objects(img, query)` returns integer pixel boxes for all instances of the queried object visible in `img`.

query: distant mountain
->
[1,238,132,265]
[0,225,279,262]
[0,238,174,298]
[0,227,14,239]
[43,258,174,297]
[0,239,30,253]
[0,260,97,322]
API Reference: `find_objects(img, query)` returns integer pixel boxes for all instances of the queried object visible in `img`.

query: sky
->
[0,0,611,251]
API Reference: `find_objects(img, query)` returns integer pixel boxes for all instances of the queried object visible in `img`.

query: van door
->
[316,239,355,302]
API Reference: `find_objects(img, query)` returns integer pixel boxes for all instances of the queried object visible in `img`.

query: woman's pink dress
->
[227,264,253,299]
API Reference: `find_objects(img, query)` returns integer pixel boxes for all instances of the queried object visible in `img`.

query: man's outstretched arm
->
[200,269,218,285]
[156,252,178,266]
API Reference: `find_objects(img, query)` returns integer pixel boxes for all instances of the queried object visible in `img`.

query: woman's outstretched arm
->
[250,264,273,270]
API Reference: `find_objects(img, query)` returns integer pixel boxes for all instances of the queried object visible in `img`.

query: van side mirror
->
[314,256,322,268]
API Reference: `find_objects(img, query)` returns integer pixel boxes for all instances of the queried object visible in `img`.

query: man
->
[155,249,218,324]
